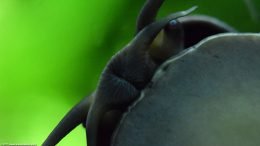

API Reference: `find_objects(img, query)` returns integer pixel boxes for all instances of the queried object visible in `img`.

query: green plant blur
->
[0,0,259,145]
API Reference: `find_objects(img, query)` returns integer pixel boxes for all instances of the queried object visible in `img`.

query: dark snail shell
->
[112,33,260,146]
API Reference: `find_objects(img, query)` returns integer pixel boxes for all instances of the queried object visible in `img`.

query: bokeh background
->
[0,0,259,145]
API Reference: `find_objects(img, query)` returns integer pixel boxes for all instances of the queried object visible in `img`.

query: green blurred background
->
[0,0,259,145]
